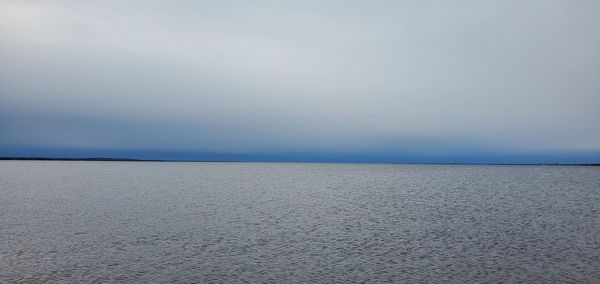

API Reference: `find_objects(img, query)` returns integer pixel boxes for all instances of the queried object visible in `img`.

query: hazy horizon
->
[1,1,599,163]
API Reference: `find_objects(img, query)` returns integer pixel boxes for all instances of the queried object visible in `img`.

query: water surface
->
[1,161,599,282]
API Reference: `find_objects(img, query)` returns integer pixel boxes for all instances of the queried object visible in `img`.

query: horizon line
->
[1,156,599,166]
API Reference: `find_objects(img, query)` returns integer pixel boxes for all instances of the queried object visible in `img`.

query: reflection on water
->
[1,161,599,283]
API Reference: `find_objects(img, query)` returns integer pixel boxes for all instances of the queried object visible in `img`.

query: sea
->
[1,161,599,283]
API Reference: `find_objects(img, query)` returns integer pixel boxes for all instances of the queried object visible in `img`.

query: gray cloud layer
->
[1,0,599,158]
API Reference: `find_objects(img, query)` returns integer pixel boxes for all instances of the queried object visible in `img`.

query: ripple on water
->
[1,161,599,283]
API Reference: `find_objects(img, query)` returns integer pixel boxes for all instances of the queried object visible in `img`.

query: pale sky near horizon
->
[1,0,599,162]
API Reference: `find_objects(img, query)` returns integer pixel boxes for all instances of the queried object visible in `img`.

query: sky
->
[1,0,599,163]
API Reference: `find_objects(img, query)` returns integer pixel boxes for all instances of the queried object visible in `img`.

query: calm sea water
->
[1,161,599,283]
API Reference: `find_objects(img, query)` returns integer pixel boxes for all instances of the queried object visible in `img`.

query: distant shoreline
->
[1,157,598,166]
[0,157,236,163]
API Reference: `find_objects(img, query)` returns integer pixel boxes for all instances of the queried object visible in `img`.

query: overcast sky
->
[1,0,599,162]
